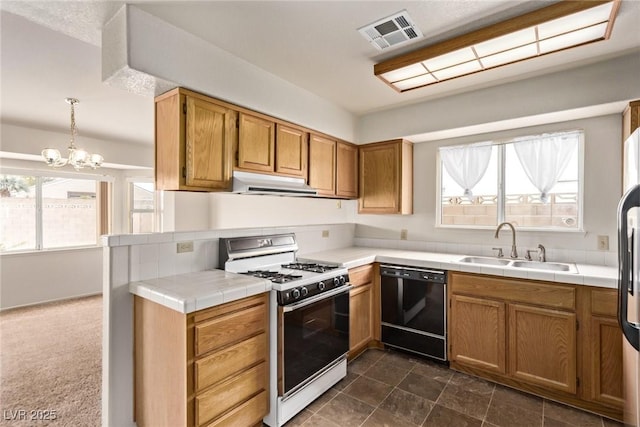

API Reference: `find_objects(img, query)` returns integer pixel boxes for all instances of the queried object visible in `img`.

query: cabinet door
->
[450,294,506,374]
[238,113,275,172]
[309,134,336,196]
[349,283,373,355]
[185,97,235,190]
[336,142,358,198]
[589,316,624,407]
[275,124,308,178]
[508,304,577,394]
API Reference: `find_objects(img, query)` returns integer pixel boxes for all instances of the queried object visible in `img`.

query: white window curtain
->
[513,133,578,203]
[440,144,492,197]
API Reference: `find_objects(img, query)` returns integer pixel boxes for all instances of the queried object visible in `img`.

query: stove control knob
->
[291,288,301,299]
[300,286,309,297]
[317,281,326,291]
[333,277,340,287]
[339,275,347,285]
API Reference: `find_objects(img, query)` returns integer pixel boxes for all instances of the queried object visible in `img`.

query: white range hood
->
[231,171,318,196]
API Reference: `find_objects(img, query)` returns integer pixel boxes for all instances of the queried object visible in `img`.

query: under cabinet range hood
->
[232,171,318,196]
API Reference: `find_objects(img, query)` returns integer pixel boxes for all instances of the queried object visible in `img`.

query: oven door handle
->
[282,285,353,313]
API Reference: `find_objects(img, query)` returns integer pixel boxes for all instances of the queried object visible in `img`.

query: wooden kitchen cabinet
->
[358,139,413,214]
[449,272,623,421]
[623,100,640,141]
[134,293,269,427]
[309,134,336,195]
[237,112,276,173]
[449,294,506,374]
[348,264,375,358]
[508,303,576,394]
[275,124,308,178]
[308,134,358,198]
[237,114,309,179]
[580,287,624,411]
[155,88,237,191]
[336,142,358,198]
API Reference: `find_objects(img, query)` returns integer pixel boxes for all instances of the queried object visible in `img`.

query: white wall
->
[354,114,622,260]
[0,247,102,309]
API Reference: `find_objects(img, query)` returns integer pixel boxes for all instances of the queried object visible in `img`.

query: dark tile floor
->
[284,348,624,427]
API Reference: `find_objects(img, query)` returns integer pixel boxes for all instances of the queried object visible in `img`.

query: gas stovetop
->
[219,233,349,294]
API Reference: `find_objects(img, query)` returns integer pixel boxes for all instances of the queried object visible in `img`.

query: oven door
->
[278,285,351,397]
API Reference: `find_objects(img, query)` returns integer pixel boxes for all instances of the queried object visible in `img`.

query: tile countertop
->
[299,246,618,289]
[130,246,619,314]
[129,270,272,314]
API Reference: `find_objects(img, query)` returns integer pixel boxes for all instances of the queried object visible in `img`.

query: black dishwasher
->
[380,264,447,362]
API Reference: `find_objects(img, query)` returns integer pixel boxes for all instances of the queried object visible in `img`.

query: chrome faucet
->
[494,222,518,259]
[537,244,546,262]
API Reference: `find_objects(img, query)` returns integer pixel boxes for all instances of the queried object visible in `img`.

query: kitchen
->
[1,1,640,427]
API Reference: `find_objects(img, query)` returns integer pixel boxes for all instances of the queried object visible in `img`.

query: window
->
[128,181,159,233]
[438,130,582,230]
[0,174,104,252]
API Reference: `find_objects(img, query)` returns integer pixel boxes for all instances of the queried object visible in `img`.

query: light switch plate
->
[322,230,330,238]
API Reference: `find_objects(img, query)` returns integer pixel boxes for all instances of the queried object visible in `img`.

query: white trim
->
[1,166,115,182]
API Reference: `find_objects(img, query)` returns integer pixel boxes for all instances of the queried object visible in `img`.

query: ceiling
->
[1,1,640,148]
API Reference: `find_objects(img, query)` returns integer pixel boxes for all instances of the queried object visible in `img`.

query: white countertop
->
[300,246,618,289]
[129,270,271,314]
[130,246,618,314]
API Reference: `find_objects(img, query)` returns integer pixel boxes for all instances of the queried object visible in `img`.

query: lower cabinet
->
[449,272,622,421]
[348,264,375,358]
[134,293,269,427]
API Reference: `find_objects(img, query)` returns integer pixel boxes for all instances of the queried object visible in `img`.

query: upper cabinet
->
[237,113,275,173]
[155,88,236,192]
[309,135,358,198]
[275,124,308,178]
[623,100,640,141]
[236,114,309,179]
[358,139,413,214]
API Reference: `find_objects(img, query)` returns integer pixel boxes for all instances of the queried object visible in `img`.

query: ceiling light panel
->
[374,0,620,93]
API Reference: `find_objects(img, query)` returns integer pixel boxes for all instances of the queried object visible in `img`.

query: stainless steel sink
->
[457,256,578,273]
[458,256,510,266]
[510,260,578,273]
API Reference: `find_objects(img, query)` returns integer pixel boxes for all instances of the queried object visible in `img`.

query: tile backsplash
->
[105,223,356,283]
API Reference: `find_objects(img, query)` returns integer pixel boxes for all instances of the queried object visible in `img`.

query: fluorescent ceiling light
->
[374,0,620,93]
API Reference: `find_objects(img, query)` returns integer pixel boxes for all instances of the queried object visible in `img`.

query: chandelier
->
[41,98,104,170]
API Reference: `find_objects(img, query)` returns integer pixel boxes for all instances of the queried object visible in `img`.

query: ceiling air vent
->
[358,10,423,51]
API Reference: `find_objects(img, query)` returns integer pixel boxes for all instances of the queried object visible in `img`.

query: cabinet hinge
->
[182,166,186,178]
[576,377,580,387]
[236,118,240,129]
[182,103,187,115]
[576,320,579,331]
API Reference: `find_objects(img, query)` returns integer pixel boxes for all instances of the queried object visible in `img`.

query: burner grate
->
[281,263,340,273]
[243,270,303,284]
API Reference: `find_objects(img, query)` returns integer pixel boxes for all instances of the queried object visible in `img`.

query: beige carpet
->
[0,295,102,426]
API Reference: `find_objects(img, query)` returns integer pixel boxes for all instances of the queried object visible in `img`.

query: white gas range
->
[219,233,351,426]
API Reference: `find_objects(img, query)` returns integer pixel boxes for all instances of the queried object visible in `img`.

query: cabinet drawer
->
[195,332,267,392]
[591,288,617,317]
[450,273,575,310]
[196,362,267,426]
[203,389,268,427]
[195,304,266,357]
[349,264,374,287]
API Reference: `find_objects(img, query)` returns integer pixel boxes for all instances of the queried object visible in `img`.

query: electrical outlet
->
[400,229,408,240]
[336,200,342,209]
[322,230,330,238]
[597,235,609,251]
[177,241,194,253]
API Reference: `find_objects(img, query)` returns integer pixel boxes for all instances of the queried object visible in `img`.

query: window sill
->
[0,245,102,257]
[435,224,586,234]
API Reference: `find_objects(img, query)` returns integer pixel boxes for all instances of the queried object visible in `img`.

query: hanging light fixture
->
[41,98,104,170]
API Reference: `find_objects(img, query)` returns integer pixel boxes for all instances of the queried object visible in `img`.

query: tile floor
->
[283,348,624,427]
